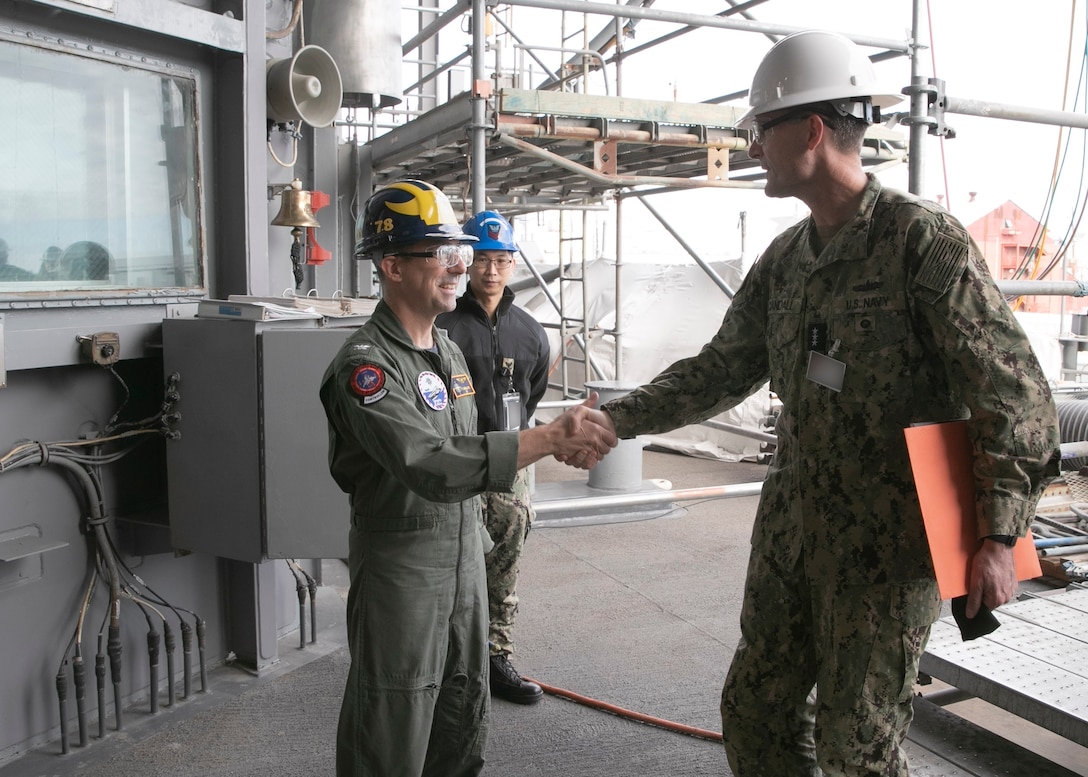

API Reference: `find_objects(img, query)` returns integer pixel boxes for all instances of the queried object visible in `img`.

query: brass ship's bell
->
[272,178,320,228]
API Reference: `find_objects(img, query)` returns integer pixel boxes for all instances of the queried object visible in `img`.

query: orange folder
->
[904,420,1041,600]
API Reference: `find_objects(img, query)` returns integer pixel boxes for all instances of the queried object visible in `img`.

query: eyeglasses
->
[471,256,513,269]
[389,243,474,268]
[750,110,816,145]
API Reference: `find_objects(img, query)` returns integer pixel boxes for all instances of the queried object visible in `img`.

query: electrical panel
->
[162,317,353,562]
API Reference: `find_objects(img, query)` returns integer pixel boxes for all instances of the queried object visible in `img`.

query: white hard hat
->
[737,30,903,128]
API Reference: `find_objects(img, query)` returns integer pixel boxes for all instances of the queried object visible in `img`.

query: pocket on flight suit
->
[861,579,941,705]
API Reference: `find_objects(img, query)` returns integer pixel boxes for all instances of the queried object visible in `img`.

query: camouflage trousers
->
[482,466,535,656]
[720,550,940,776]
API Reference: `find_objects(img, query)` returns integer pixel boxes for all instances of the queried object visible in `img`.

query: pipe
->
[495,133,765,190]
[945,95,1088,131]
[1034,535,1088,549]
[471,0,487,212]
[511,44,610,94]
[920,687,974,707]
[502,120,737,147]
[533,481,763,516]
[496,0,911,52]
[1040,543,1088,557]
[702,419,777,445]
[635,195,737,298]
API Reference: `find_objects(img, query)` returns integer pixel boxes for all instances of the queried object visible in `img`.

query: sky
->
[475,0,1088,267]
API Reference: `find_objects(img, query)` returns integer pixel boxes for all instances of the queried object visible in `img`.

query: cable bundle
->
[0,368,205,753]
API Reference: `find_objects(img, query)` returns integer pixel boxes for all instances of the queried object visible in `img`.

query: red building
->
[963,199,1084,314]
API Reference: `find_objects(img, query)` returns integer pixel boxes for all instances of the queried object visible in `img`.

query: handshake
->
[533,391,620,471]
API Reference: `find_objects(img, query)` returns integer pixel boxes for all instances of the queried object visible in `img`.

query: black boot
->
[489,653,543,705]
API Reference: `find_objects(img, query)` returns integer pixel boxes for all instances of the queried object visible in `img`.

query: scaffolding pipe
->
[488,11,561,84]
[996,280,1088,297]
[471,0,487,212]
[945,96,1088,131]
[512,44,610,94]
[494,0,911,52]
[403,0,471,54]
[518,252,609,382]
[501,120,739,147]
[533,481,764,516]
[636,195,738,299]
[906,0,925,195]
[702,419,777,445]
[496,133,764,190]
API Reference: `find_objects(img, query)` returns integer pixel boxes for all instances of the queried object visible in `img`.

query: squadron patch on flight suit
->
[418,371,449,410]
[450,373,475,398]
[350,364,387,404]
[916,221,969,295]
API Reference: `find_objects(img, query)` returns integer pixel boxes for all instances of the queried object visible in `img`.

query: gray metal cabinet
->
[162,317,354,562]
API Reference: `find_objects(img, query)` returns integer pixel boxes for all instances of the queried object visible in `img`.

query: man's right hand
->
[516,391,618,470]
[552,394,618,469]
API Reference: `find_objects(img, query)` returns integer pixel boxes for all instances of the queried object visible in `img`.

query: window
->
[0,38,203,296]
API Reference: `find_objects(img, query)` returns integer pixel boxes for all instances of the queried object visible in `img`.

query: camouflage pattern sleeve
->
[907,213,1060,537]
[603,259,775,440]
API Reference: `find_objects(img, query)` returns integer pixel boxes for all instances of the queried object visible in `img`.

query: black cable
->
[290,559,320,644]
[55,665,69,755]
[163,621,176,707]
[0,375,196,746]
[286,559,307,649]
[73,653,87,747]
[197,617,208,693]
[180,619,193,700]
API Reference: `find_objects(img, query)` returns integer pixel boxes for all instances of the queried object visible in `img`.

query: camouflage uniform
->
[438,284,550,657]
[320,299,519,777]
[603,175,1060,776]
[481,466,535,654]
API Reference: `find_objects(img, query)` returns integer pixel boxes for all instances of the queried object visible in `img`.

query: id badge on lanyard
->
[500,356,522,430]
[502,392,522,431]
[805,323,845,392]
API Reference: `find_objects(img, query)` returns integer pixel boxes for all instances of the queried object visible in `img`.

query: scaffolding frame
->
[354,0,1088,394]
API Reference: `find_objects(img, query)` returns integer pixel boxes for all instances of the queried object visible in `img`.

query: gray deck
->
[2,451,1086,776]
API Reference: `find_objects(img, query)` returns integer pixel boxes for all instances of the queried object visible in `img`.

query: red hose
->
[524,676,724,743]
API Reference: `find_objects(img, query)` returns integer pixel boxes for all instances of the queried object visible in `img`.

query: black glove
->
[950,595,1000,641]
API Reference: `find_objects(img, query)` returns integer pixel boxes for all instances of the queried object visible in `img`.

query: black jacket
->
[437,284,551,433]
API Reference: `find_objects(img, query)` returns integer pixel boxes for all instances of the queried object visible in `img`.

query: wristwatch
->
[983,534,1018,547]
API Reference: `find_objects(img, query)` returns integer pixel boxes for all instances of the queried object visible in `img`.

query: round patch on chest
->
[417,371,449,410]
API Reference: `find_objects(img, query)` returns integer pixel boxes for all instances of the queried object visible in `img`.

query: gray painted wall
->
[0,0,339,762]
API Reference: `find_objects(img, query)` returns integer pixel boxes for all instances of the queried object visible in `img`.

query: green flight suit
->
[320,300,519,777]
[603,175,1060,775]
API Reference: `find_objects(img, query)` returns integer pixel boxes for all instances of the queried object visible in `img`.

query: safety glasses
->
[389,243,475,268]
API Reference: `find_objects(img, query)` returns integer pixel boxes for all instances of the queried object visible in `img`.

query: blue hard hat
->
[355,180,474,259]
[463,211,518,253]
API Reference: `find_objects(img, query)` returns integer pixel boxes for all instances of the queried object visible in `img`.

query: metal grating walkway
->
[920,586,1088,748]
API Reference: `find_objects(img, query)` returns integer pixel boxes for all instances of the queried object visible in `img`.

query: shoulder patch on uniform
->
[915,221,969,294]
[350,364,387,404]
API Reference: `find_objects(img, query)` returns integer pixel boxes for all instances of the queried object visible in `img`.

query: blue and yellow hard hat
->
[354,180,475,259]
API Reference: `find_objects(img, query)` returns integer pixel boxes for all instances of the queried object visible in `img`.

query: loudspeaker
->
[266,45,344,128]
